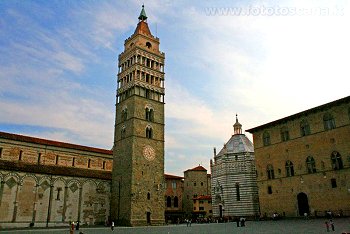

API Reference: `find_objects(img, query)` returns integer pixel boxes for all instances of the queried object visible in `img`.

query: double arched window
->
[323,113,336,130]
[263,131,271,146]
[165,196,179,208]
[331,151,343,170]
[285,160,294,177]
[306,156,316,173]
[300,119,311,136]
[267,164,275,179]
[280,126,289,142]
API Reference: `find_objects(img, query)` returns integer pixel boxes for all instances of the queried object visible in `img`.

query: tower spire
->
[134,5,152,36]
[138,5,148,21]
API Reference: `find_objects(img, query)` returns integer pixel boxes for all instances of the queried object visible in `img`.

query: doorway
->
[146,212,151,224]
[297,192,309,216]
[219,205,223,218]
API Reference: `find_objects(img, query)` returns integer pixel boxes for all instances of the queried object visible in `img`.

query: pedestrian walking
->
[326,211,332,219]
[236,217,240,227]
[240,217,246,227]
[70,221,74,234]
[325,221,330,232]
[111,221,114,231]
[329,219,335,231]
[76,221,80,230]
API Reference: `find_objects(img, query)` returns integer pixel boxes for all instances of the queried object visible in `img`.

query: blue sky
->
[0,0,349,176]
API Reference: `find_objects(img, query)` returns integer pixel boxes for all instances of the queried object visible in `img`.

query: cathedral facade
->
[210,117,259,219]
[0,131,112,228]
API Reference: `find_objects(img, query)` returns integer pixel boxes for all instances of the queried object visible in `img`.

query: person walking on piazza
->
[329,219,335,232]
[325,221,330,232]
[240,217,246,227]
[76,221,80,231]
[69,221,75,234]
[111,221,115,231]
[236,217,240,227]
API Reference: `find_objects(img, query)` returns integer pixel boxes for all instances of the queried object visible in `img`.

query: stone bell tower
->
[111,5,165,226]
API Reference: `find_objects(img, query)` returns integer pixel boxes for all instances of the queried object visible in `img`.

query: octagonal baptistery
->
[210,116,259,219]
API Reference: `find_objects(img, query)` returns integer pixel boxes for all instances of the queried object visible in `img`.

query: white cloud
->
[1,0,350,177]
[174,1,350,121]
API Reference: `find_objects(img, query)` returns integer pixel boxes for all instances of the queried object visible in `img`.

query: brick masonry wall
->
[250,99,350,217]
[183,170,210,215]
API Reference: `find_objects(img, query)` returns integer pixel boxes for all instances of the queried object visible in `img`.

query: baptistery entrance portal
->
[219,205,223,218]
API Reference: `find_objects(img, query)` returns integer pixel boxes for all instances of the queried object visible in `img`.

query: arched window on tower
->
[267,164,275,179]
[121,126,126,139]
[323,113,336,130]
[146,42,152,49]
[145,108,154,122]
[306,156,316,173]
[122,108,128,121]
[147,192,151,200]
[285,160,294,177]
[174,196,179,208]
[166,196,171,208]
[331,151,343,170]
[146,126,153,139]
[300,119,311,136]
[263,131,271,146]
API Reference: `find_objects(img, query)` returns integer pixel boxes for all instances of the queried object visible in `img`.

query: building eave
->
[0,131,113,155]
[246,95,350,133]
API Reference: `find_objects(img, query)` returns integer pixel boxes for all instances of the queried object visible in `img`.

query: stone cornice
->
[0,160,112,180]
[119,47,165,62]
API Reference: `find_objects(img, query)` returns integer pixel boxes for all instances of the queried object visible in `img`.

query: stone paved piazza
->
[2,218,350,234]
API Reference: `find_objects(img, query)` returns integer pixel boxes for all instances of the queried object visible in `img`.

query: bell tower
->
[111,5,165,226]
